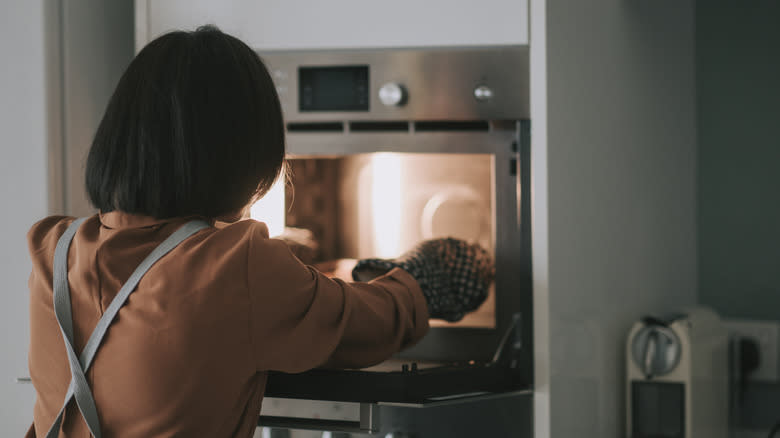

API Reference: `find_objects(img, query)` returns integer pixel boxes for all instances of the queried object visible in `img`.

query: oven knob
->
[474,85,494,101]
[378,82,407,107]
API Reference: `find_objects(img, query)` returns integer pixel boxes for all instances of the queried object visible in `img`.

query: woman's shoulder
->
[213,218,270,240]
[211,219,296,261]
[26,215,77,254]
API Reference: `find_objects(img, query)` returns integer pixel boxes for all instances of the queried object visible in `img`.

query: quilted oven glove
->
[352,238,495,322]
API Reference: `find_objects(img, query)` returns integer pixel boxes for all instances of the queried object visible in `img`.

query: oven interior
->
[250,152,497,329]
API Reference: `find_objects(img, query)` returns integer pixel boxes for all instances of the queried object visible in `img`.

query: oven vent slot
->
[286,120,494,133]
[349,121,410,132]
[414,121,490,132]
[287,122,344,132]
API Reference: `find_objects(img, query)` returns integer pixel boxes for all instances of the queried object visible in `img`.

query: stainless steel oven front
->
[252,46,533,436]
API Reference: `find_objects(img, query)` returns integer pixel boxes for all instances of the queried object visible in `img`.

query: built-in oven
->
[250,46,533,437]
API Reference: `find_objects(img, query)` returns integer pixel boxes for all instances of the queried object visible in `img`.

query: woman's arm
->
[246,225,429,373]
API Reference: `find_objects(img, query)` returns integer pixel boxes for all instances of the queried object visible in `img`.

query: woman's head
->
[86,25,285,219]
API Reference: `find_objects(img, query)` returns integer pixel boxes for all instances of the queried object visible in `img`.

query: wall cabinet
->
[135,0,529,50]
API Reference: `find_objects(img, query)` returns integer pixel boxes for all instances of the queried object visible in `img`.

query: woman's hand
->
[352,238,495,322]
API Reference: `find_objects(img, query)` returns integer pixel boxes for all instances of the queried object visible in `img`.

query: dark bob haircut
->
[86,25,285,219]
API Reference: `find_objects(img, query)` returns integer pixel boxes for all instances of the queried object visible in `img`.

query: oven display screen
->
[299,65,369,112]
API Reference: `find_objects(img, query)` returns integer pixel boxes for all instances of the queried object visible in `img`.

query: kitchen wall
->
[697,1,780,434]
[0,0,49,434]
[532,0,698,436]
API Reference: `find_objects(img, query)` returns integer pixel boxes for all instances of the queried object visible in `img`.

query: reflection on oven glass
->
[249,177,286,237]
[370,153,401,258]
[253,153,495,328]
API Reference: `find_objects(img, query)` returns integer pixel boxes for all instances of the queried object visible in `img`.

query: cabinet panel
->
[138,0,528,50]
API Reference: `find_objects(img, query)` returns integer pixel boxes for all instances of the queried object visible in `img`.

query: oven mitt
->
[352,238,495,322]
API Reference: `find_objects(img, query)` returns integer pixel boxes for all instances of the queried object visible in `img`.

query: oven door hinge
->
[492,312,523,369]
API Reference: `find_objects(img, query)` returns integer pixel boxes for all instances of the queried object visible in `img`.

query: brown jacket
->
[26,212,428,437]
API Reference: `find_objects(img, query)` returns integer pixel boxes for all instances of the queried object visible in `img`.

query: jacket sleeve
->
[245,223,429,372]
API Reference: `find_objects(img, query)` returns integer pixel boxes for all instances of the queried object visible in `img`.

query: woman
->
[26,26,492,437]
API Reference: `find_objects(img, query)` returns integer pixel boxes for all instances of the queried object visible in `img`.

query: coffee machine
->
[626,308,729,438]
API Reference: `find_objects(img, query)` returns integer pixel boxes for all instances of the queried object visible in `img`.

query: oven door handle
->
[258,402,380,433]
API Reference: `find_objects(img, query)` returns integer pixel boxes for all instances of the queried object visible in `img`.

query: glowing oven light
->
[371,153,402,258]
[250,178,285,237]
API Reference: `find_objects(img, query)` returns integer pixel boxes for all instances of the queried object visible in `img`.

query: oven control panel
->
[259,46,529,121]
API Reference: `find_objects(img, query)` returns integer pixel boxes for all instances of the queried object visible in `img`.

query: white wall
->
[0,0,48,434]
[532,0,697,436]
[136,0,529,50]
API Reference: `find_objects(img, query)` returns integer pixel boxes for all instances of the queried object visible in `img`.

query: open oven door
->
[259,313,531,435]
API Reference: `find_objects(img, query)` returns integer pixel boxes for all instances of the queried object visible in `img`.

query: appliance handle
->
[258,402,380,433]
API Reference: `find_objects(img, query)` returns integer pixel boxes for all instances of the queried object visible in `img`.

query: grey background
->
[697,0,780,320]
[697,1,780,433]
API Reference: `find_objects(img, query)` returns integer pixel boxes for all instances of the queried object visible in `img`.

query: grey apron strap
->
[46,218,210,438]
